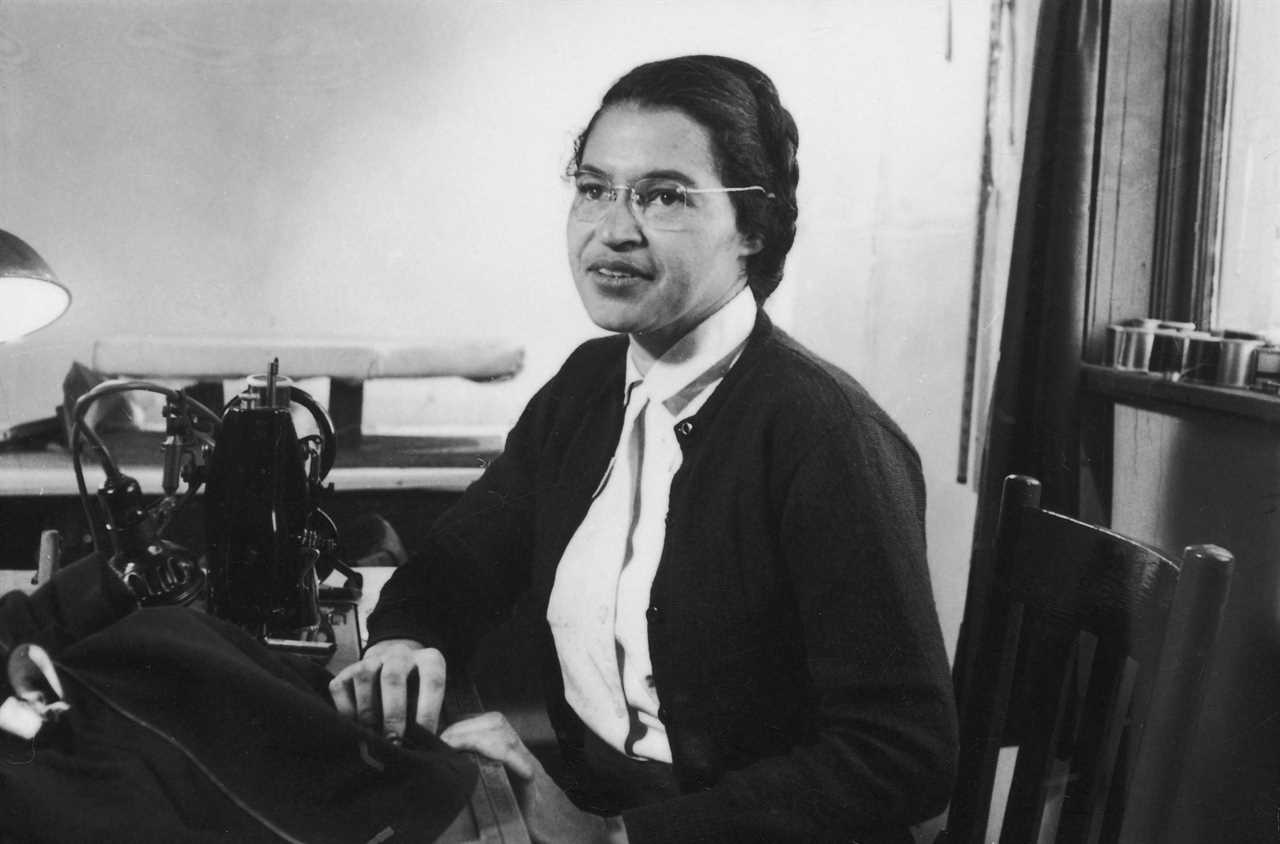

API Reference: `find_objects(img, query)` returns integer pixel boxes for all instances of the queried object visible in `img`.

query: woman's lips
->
[590,261,652,279]
[588,263,653,291]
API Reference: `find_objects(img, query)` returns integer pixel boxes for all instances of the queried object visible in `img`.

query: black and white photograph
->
[0,1,1275,841]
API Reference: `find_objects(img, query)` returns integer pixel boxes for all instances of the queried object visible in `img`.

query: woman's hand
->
[441,712,628,844]
[328,638,446,742]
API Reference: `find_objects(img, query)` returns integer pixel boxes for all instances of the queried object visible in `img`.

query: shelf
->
[1081,363,1280,426]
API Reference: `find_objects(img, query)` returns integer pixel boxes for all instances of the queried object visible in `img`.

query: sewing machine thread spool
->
[1183,333,1222,383]
[1149,329,1191,380]
[1216,338,1263,388]
[242,371,292,410]
[1107,324,1156,371]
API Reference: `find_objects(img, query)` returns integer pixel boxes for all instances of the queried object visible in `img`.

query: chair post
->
[945,475,1043,844]
[999,474,1043,512]
[1118,544,1234,844]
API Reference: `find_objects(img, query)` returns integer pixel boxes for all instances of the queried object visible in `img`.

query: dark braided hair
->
[572,55,800,302]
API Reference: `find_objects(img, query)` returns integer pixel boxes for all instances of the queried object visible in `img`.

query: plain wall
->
[0,0,1004,658]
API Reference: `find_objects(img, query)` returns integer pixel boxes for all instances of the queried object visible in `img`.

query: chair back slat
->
[1057,640,1138,844]
[944,605,1026,844]
[1006,510,1177,661]
[941,475,1234,844]
[998,632,1083,844]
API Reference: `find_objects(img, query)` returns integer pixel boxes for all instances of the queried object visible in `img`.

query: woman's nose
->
[595,192,645,246]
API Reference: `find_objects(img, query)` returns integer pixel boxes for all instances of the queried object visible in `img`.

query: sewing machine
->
[69,358,360,656]
[8,358,530,842]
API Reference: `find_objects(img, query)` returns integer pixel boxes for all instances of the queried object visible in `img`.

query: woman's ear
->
[741,232,765,256]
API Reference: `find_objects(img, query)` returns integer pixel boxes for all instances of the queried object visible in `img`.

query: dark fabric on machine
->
[370,310,958,844]
[0,556,478,844]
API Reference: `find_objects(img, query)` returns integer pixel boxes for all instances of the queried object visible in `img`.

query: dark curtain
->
[953,0,1106,705]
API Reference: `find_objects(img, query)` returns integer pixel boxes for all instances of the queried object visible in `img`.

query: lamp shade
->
[0,230,70,342]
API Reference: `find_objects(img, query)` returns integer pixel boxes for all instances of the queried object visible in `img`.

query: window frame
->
[1082,0,1236,361]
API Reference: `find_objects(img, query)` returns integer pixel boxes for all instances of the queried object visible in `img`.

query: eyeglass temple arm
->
[683,186,777,200]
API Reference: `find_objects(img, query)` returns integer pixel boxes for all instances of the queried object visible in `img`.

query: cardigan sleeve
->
[623,413,958,844]
[365,376,550,661]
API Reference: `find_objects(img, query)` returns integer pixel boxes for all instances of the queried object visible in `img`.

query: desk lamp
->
[0,230,200,604]
[0,230,68,449]
[0,230,70,343]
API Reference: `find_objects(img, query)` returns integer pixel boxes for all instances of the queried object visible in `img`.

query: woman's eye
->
[576,182,607,201]
[642,186,684,207]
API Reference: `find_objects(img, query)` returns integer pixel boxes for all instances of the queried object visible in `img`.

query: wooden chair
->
[940,475,1233,844]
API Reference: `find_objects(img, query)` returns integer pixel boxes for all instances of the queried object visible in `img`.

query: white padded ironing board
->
[92,335,524,383]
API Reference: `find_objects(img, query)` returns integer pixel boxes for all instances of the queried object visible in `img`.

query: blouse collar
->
[624,287,757,416]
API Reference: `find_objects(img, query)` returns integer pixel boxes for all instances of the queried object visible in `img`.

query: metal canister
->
[1107,322,1157,371]
[1149,328,1192,380]
[1216,338,1263,387]
[1183,333,1222,383]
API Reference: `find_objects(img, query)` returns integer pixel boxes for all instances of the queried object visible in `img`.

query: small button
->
[645,605,662,622]
[674,420,694,438]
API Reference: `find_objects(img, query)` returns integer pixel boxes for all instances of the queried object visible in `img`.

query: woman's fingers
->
[327,639,444,741]
[351,659,382,730]
[377,647,418,740]
[413,647,447,734]
[329,665,358,722]
[440,712,537,781]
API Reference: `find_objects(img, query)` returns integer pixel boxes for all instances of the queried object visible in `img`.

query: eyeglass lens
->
[569,175,692,230]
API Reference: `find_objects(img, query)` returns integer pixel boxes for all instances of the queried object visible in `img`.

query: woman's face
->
[567,103,761,358]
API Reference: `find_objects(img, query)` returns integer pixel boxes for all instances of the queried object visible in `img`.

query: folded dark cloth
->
[0,557,478,843]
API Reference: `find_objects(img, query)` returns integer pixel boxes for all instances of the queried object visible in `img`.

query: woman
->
[331,55,957,844]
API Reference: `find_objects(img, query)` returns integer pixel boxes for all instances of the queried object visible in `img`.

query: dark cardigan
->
[370,311,958,843]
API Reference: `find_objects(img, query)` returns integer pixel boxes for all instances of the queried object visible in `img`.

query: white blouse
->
[545,288,756,762]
